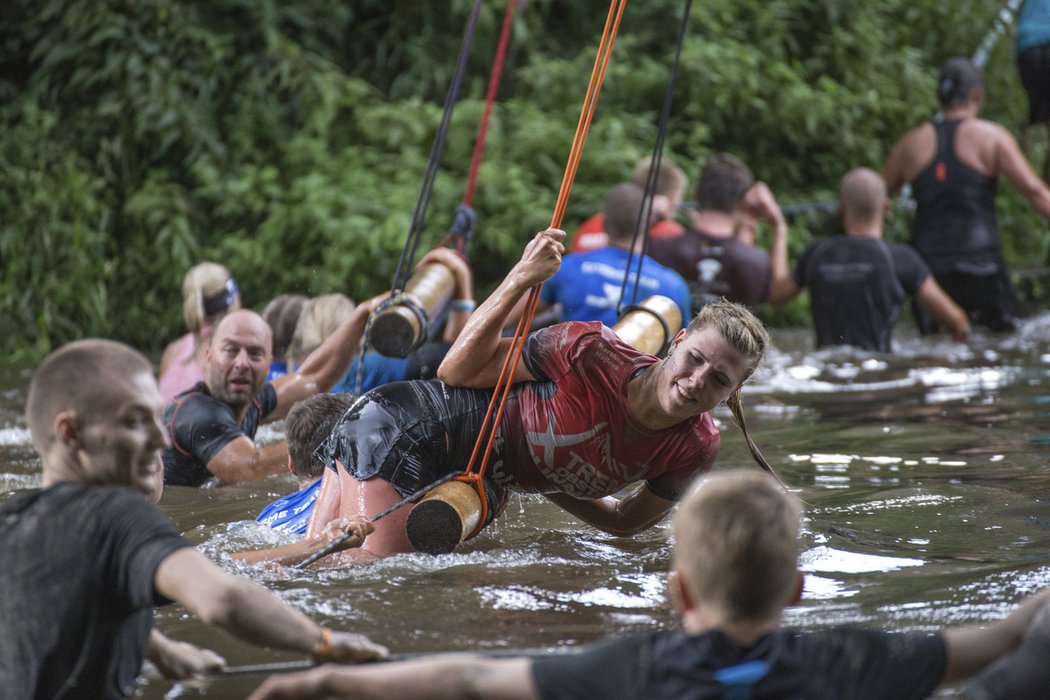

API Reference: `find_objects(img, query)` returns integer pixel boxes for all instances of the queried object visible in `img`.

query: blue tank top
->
[911,119,1000,275]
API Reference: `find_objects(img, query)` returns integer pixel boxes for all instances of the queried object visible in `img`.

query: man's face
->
[76,370,168,496]
[205,311,272,410]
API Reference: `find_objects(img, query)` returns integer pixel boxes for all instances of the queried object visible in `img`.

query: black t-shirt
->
[0,482,191,699]
[531,628,946,700]
[649,229,772,310]
[162,381,278,487]
[794,237,929,353]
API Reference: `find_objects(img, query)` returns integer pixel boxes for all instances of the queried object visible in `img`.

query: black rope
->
[617,0,693,317]
[389,0,484,291]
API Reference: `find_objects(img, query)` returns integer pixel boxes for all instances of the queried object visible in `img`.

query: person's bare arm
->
[147,629,226,680]
[914,276,970,342]
[544,484,675,537]
[270,299,382,420]
[247,657,538,700]
[154,547,387,661]
[995,126,1050,220]
[740,182,796,307]
[205,436,289,485]
[413,247,475,344]
[941,590,1050,684]
[438,228,565,388]
[230,516,373,567]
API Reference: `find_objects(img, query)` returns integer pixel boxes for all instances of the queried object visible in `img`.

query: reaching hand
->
[512,228,566,289]
[741,182,785,226]
[149,633,226,681]
[317,516,375,552]
[320,631,389,664]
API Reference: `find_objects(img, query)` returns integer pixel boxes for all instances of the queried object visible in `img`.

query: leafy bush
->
[0,0,1044,359]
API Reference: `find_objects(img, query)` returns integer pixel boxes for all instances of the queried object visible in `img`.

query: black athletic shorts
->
[1019,44,1050,125]
[319,380,507,522]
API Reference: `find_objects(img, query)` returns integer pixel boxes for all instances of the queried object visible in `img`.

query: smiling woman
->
[303,229,772,561]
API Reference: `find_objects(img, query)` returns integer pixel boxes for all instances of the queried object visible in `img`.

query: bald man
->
[163,305,374,487]
[769,167,969,352]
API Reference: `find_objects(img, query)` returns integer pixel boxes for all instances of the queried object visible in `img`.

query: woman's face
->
[655,327,751,422]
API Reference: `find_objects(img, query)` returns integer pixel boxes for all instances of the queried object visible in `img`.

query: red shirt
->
[497,322,720,501]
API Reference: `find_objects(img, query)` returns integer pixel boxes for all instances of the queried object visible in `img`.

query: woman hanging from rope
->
[305,226,774,559]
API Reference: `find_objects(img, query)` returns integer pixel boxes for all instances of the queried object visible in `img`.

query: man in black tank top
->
[883,57,1050,333]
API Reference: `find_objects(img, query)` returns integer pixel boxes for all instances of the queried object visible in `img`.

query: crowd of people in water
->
[6,46,1050,699]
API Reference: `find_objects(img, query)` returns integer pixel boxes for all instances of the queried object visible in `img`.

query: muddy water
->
[3,317,1050,698]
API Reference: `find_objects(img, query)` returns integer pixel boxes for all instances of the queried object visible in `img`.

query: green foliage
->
[0,0,1045,359]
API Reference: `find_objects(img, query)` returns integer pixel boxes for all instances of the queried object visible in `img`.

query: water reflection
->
[3,314,1050,697]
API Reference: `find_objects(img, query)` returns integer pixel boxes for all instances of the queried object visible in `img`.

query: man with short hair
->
[255,392,357,534]
[248,470,1050,700]
[0,339,386,699]
[570,156,688,253]
[769,167,969,352]
[649,152,788,311]
[539,182,690,328]
[163,302,375,487]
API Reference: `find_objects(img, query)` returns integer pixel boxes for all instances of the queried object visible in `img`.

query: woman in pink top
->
[157,262,241,401]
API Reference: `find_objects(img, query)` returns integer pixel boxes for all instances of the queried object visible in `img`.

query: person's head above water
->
[672,469,802,631]
[936,57,983,111]
[181,262,240,335]
[205,309,273,411]
[26,339,168,498]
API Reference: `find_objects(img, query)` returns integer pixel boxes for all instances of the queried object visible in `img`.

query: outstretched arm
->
[271,294,386,420]
[155,547,388,662]
[438,228,565,388]
[248,656,538,700]
[205,436,290,485]
[941,589,1050,684]
[544,484,675,537]
[914,276,969,342]
[229,516,374,568]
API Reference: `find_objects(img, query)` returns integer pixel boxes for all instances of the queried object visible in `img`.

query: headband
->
[203,277,239,316]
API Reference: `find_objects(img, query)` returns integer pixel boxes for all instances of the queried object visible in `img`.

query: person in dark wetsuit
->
[162,302,377,488]
[883,56,1050,332]
[249,470,1050,700]
[769,167,969,352]
[306,228,771,559]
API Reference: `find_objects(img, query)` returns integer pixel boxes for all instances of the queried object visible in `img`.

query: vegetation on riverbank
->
[1,0,1046,359]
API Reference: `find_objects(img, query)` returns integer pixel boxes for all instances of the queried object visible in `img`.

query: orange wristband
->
[313,626,332,662]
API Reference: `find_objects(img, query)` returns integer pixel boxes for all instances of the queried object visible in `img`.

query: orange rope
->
[459,0,629,527]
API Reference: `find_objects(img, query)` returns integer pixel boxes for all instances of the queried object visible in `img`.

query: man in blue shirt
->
[255,392,357,534]
[539,183,691,329]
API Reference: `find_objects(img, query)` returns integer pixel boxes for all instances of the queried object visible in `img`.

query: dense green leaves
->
[1,0,1046,359]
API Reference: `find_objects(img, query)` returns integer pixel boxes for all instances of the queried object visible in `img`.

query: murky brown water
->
[3,318,1050,698]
